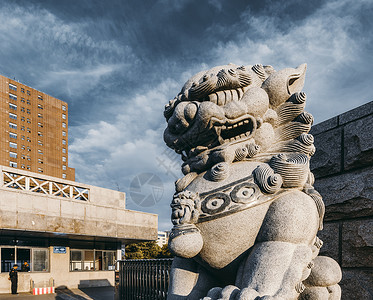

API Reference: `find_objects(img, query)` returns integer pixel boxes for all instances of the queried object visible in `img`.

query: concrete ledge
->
[339,100,373,125]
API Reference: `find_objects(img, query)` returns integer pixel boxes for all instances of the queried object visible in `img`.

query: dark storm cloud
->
[0,0,372,230]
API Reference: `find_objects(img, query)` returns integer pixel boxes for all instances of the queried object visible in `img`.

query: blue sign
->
[53,246,66,254]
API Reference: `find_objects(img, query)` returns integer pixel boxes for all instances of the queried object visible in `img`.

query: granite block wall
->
[310,101,373,299]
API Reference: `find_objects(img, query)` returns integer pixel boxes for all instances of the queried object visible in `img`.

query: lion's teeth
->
[231,89,239,102]
[208,93,218,104]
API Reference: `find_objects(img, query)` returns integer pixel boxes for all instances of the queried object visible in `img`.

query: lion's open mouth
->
[215,117,255,143]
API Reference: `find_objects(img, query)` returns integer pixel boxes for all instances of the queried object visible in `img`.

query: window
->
[38,150,43,155]
[21,107,25,112]
[1,247,49,273]
[38,131,43,137]
[38,105,43,109]
[9,103,17,110]
[21,88,24,93]
[27,137,31,142]
[27,100,31,105]
[38,114,43,118]
[21,116,25,121]
[62,140,66,145]
[9,113,17,120]
[9,83,17,91]
[21,164,25,169]
[62,114,66,119]
[26,109,31,114]
[21,135,25,140]
[70,250,82,271]
[62,105,66,111]
[38,122,43,128]
[103,251,116,270]
[26,156,31,161]
[62,122,66,128]
[38,95,43,101]
[38,168,43,173]
[9,123,17,129]
[27,128,31,133]
[9,132,17,139]
[62,131,66,136]
[62,148,66,153]
[1,248,15,272]
[33,249,48,272]
[70,250,115,272]
[21,145,25,150]
[27,118,31,123]
[62,174,66,179]
[9,152,17,159]
[10,142,17,149]
[27,147,31,152]
[62,157,66,162]
[10,161,17,168]
[62,165,66,170]
[21,126,25,131]
[26,165,30,170]
[38,141,43,146]
[21,155,25,160]
[21,98,25,103]
[9,93,17,101]
[16,248,30,270]
[38,159,43,164]
[27,90,30,95]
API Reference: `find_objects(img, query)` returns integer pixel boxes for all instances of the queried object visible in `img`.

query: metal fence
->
[118,259,173,300]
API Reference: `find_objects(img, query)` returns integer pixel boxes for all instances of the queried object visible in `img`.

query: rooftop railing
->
[0,167,89,201]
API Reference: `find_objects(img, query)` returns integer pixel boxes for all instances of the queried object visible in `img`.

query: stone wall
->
[310,101,373,299]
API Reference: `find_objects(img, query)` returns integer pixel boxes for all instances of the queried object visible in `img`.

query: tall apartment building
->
[0,74,75,180]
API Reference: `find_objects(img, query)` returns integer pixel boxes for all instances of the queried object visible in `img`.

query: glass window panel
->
[33,249,48,272]
[17,248,31,272]
[83,250,94,271]
[70,250,82,271]
[94,251,102,271]
[1,248,15,273]
[103,251,115,271]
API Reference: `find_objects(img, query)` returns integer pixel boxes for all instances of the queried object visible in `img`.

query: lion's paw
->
[202,285,240,300]
[202,286,278,300]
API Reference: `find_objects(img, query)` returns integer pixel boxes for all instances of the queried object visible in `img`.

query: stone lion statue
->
[163,63,342,300]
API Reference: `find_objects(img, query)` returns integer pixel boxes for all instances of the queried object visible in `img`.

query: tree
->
[125,241,161,259]
[125,243,144,260]
[157,244,173,258]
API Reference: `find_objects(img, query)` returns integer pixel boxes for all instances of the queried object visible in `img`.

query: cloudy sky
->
[1,0,372,231]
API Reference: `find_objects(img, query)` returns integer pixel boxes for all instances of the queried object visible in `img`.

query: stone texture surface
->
[164,63,342,300]
[344,114,373,170]
[342,219,373,268]
[309,101,373,299]
[317,222,340,263]
[339,100,373,125]
[311,127,342,178]
[310,116,338,136]
[339,269,373,299]
[314,166,373,221]
[0,184,157,241]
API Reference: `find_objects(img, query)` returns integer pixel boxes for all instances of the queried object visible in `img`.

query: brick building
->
[0,74,75,180]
